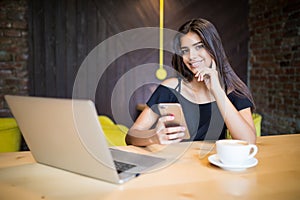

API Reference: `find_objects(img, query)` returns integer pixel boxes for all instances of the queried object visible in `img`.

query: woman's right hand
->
[154,115,186,144]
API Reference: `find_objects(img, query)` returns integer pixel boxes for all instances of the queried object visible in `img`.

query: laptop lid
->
[4,95,165,184]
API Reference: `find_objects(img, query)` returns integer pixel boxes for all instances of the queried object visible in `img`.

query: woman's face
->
[180,31,213,74]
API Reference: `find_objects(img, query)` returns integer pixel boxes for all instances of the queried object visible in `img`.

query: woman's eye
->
[195,43,205,50]
[180,49,189,55]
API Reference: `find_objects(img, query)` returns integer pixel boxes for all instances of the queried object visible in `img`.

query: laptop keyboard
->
[114,160,136,174]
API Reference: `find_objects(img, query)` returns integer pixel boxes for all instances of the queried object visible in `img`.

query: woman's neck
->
[181,78,215,104]
[189,78,208,93]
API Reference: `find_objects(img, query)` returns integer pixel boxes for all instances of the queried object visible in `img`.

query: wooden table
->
[0,134,299,200]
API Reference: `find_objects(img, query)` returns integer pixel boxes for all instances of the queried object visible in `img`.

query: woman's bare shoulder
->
[161,77,179,89]
[227,88,234,95]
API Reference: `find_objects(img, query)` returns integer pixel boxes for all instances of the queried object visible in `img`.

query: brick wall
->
[249,0,300,135]
[0,0,29,117]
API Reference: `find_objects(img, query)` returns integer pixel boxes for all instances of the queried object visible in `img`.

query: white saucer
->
[208,154,258,171]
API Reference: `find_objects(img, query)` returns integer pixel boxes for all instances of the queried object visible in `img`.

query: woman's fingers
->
[158,115,174,125]
[156,115,173,133]
[195,69,211,82]
[159,132,185,144]
[155,115,185,144]
[157,126,185,137]
[166,132,185,140]
[211,59,217,69]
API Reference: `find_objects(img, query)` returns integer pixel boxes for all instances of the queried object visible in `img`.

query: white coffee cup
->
[216,139,258,165]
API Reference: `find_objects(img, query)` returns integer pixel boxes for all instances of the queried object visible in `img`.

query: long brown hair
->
[172,18,255,110]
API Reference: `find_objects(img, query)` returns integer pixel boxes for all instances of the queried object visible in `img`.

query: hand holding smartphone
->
[158,103,190,139]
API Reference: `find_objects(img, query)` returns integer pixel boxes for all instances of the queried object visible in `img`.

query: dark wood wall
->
[28,0,249,127]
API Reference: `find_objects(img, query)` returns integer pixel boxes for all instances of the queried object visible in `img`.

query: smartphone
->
[158,103,190,139]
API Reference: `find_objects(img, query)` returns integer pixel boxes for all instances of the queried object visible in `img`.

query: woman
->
[126,18,256,146]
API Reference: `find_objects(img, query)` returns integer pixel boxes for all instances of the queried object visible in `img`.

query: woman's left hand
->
[194,60,222,93]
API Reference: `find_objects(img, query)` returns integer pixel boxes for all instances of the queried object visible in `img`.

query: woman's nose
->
[189,48,198,60]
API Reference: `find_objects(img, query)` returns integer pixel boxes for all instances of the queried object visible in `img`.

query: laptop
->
[4,95,166,184]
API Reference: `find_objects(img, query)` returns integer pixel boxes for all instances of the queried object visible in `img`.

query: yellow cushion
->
[0,118,21,152]
[226,113,262,139]
[98,115,115,126]
[98,116,127,146]
[0,116,127,152]
[252,113,262,137]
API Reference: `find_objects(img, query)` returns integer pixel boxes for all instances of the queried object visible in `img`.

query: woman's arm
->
[126,106,159,146]
[195,61,256,143]
[212,88,256,143]
[126,106,186,146]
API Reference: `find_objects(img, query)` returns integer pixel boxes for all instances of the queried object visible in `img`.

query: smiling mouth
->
[190,61,203,68]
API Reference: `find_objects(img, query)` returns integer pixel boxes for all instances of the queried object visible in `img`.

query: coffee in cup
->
[216,139,258,165]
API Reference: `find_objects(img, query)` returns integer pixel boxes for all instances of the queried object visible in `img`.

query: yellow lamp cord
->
[156,0,167,80]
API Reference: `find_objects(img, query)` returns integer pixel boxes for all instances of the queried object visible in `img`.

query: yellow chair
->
[98,115,128,146]
[0,118,21,152]
[226,113,262,139]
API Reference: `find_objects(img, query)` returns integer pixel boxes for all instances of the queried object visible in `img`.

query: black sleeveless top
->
[146,79,253,141]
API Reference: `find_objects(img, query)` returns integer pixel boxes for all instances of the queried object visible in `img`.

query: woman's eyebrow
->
[192,41,204,46]
[180,41,203,49]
